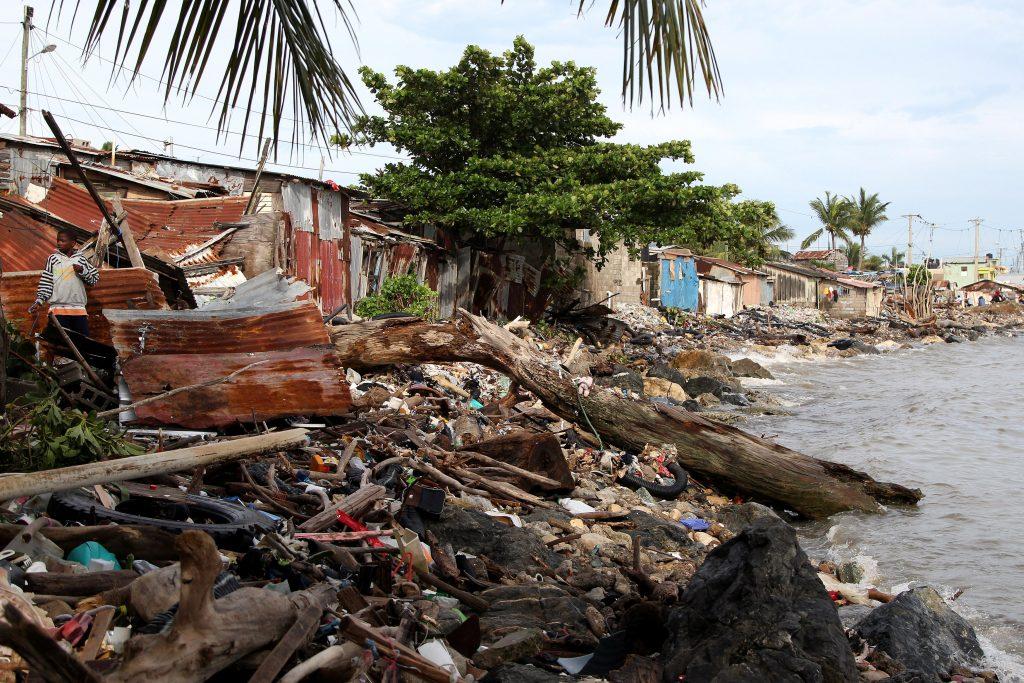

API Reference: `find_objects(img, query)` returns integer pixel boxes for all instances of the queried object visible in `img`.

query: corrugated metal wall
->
[659,255,699,310]
[763,265,818,307]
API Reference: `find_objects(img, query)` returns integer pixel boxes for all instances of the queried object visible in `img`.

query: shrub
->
[355,275,438,319]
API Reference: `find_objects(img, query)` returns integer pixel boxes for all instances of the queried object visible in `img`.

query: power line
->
[34,111,363,176]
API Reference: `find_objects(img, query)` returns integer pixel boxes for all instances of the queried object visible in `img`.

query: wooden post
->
[109,197,145,269]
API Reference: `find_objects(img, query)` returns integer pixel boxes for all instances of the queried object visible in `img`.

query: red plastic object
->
[335,509,386,548]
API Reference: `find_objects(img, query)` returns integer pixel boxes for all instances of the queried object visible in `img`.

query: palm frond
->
[800,228,823,250]
[50,1,362,155]
[584,0,722,109]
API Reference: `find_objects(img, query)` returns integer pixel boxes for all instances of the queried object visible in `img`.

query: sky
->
[0,1,1021,265]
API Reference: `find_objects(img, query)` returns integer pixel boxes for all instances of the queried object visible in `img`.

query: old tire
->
[48,489,276,551]
[619,461,689,499]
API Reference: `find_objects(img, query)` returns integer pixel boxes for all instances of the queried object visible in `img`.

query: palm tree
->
[845,242,862,270]
[881,247,905,269]
[54,1,720,152]
[802,192,853,252]
[846,188,891,271]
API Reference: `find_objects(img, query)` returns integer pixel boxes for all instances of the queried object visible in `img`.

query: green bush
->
[355,275,438,319]
[1,391,143,473]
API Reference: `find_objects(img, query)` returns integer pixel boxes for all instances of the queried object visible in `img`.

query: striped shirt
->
[35,251,100,313]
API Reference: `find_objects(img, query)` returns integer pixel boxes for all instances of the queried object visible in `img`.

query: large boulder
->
[684,375,731,398]
[662,517,858,682]
[853,586,983,680]
[422,507,561,574]
[730,357,774,380]
[671,349,733,378]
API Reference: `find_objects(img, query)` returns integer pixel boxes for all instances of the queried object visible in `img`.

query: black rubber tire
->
[618,461,689,499]
[48,489,276,551]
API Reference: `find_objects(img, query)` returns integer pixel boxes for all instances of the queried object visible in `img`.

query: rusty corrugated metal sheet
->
[121,347,351,428]
[0,206,59,272]
[1,268,168,344]
[103,301,328,358]
[37,177,247,258]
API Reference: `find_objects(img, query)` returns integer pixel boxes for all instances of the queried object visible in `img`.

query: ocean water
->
[744,335,1024,677]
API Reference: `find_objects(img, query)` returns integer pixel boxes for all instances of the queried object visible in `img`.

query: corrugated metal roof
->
[121,347,351,428]
[77,163,210,199]
[36,177,247,259]
[103,300,328,358]
[1,267,168,344]
[835,276,880,290]
[793,250,839,260]
[694,255,765,277]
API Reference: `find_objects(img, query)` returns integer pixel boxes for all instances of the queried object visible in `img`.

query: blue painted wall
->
[660,256,699,311]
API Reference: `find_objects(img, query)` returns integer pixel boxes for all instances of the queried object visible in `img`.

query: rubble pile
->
[0,301,1016,681]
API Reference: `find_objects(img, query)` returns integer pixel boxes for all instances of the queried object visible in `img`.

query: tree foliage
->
[356,38,775,264]
[846,188,890,271]
[354,275,438,319]
[802,192,853,251]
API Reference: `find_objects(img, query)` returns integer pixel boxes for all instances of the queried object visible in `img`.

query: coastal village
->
[1,3,1023,683]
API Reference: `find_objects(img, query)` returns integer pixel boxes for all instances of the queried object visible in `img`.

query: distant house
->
[693,256,772,309]
[960,279,1023,305]
[763,261,881,318]
[700,274,745,318]
[941,256,1002,290]
[793,249,848,271]
[762,262,822,308]
[819,276,883,318]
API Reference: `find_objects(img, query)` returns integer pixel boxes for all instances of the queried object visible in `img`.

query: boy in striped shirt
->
[28,228,100,338]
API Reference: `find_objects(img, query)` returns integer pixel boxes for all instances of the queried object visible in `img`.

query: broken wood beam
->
[329,311,922,518]
[0,429,308,501]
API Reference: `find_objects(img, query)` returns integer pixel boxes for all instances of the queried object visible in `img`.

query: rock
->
[625,510,694,553]
[691,531,718,547]
[662,517,858,682]
[578,532,612,551]
[730,357,774,379]
[642,377,688,403]
[423,507,561,574]
[838,604,874,629]
[645,363,689,387]
[860,671,891,681]
[684,375,730,398]
[920,335,944,345]
[479,584,595,647]
[696,392,721,407]
[719,390,750,407]
[474,628,545,669]
[854,586,983,681]
[671,349,733,377]
[875,340,901,352]
[944,334,964,343]
[681,399,703,412]
[714,502,782,532]
[828,338,880,354]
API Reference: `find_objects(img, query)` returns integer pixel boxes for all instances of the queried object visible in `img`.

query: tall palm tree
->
[802,192,853,252]
[846,188,891,271]
[53,1,720,153]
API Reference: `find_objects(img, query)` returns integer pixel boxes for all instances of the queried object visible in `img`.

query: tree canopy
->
[355,38,776,265]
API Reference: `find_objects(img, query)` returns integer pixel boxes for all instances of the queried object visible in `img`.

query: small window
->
[961,266,968,273]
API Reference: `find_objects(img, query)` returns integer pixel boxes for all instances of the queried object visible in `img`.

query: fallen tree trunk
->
[0,429,308,501]
[330,312,921,518]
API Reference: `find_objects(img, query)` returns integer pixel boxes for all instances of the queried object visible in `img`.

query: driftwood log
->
[0,429,308,501]
[330,311,922,518]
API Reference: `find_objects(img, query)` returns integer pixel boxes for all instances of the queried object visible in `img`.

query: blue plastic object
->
[67,541,121,570]
[677,518,710,532]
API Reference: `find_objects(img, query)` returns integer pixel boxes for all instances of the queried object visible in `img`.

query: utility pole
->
[901,214,921,267]
[19,5,33,136]
[969,217,983,278]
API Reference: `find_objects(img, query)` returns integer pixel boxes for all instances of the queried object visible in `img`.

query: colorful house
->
[657,248,699,311]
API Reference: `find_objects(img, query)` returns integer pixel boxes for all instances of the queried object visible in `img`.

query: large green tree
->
[355,38,775,265]
[846,187,891,271]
